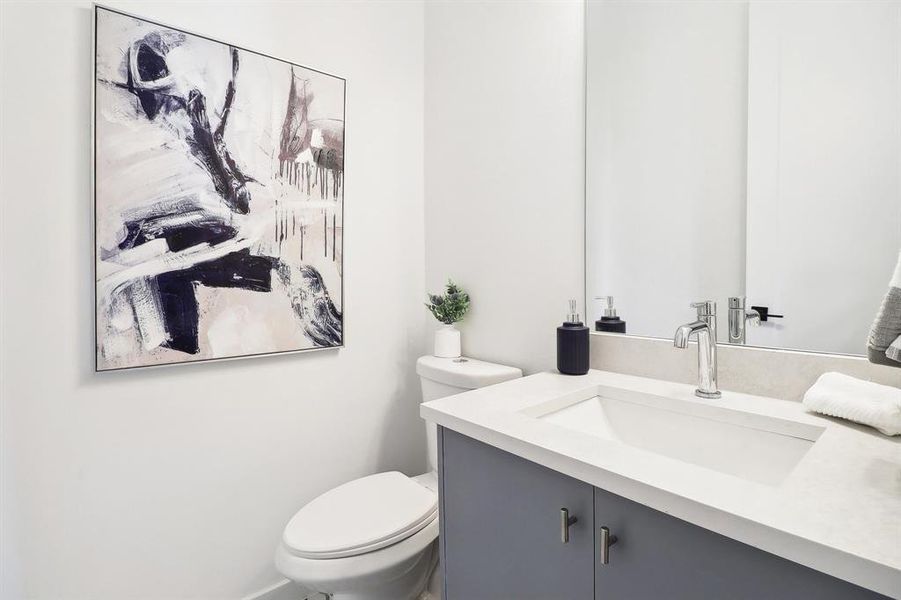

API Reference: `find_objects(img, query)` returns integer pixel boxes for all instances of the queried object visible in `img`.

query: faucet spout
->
[674,320,708,349]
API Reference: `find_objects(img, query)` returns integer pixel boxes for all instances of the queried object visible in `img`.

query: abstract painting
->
[94,6,344,371]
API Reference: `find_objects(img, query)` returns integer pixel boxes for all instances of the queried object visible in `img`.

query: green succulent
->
[426,280,471,325]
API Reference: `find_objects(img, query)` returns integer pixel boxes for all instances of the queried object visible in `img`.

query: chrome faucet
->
[674,301,720,399]
[727,296,760,345]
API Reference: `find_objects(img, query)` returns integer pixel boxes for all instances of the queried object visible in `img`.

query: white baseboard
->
[242,578,326,600]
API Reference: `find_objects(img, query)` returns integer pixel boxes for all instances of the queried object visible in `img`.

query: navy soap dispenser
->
[557,299,589,375]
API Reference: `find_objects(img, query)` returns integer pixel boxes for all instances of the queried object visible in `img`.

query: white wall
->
[0,2,426,599]
[746,0,901,355]
[585,0,749,342]
[424,0,585,375]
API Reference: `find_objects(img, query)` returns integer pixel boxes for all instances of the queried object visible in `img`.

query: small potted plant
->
[426,279,470,358]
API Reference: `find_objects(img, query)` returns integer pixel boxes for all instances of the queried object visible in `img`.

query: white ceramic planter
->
[434,324,462,358]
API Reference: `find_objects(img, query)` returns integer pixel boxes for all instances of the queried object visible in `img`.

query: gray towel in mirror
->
[887,335,901,363]
[868,250,901,367]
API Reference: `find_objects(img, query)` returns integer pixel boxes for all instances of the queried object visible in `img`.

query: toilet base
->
[282,541,437,600]
[422,556,442,599]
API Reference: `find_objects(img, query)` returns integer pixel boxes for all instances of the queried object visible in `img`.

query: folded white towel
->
[803,372,901,436]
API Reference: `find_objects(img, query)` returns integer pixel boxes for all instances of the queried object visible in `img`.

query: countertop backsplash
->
[589,333,901,402]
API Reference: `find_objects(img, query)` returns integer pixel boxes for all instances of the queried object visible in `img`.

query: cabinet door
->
[440,428,595,600]
[594,486,888,600]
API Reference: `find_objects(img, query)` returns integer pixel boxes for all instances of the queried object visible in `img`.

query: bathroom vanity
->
[422,371,901,599]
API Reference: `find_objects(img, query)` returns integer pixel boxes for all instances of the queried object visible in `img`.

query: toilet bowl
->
[276,472,440,600]
[275,356,522,600]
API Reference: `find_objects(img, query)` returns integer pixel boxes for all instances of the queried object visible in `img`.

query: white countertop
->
[421,370,901,598]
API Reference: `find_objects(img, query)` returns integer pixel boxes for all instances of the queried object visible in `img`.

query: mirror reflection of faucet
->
[727,296,761,345]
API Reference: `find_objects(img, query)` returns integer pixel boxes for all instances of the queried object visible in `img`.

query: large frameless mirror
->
[585,0,901,356]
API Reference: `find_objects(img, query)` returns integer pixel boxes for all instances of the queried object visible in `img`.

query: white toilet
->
[275,356,522,600]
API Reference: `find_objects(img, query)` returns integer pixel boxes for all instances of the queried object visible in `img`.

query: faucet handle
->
[690,300,716,317]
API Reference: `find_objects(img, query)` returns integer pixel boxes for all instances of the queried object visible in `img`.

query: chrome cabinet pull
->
[599,526,618,565]
[560,508,578,543]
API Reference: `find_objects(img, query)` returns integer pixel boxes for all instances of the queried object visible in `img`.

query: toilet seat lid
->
[283,471,438,559]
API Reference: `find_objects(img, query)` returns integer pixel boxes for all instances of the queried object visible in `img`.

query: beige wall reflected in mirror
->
[586,0,901,356]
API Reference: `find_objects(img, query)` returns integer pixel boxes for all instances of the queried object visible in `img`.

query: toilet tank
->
[416,356,522,471]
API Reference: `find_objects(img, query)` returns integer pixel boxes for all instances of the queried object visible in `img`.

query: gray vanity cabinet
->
[438,427,889,600]
[439,428,595,599]
[593,486,886,600]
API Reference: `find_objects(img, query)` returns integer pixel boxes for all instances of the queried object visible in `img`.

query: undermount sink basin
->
[525,386,825,486]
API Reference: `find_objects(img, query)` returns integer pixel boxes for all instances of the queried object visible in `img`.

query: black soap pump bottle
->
[557,299,589,375]
[594,295,627,333]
